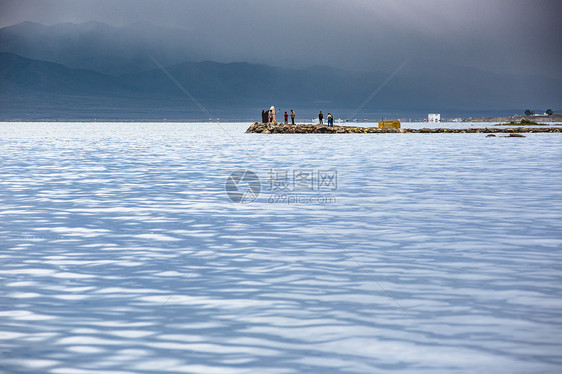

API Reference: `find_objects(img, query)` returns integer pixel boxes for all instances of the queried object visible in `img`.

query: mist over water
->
[1,122,561,373]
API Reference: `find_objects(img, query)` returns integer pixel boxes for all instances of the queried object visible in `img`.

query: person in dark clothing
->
[319,111,324,125]
[291,110,295,125]
[284,112,288,124]
[261,110,266,123]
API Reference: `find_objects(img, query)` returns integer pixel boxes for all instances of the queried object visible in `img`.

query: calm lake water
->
[1,122,562,373]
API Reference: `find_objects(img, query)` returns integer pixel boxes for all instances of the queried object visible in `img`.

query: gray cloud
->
[1,0,560,77]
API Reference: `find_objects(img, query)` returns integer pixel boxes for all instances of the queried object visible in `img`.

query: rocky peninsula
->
[246,122,562,134]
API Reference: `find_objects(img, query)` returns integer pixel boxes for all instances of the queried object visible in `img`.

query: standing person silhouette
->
[318,111,324,125]
[290,110,295,125]
[284,111,288,124]
[327,113,333,126]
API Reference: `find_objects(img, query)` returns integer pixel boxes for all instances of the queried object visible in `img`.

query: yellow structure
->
[378,120,401,129]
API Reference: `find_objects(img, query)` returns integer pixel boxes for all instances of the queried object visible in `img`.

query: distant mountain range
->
[1,21,560,120]
[0,21,205,75]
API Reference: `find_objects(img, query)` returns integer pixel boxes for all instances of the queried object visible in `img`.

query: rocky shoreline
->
[246,123,562,134]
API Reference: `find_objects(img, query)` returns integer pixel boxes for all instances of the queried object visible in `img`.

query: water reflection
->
[1,122,561,373]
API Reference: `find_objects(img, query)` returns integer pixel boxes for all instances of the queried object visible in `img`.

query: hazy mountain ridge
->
[1,21,560,119]
[0,21,204,75]
[120,61,381,106]
[0,52,141,97]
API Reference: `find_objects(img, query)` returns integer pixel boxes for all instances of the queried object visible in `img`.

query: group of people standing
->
[261,107,295,125]
[318,111,334,126]
[261,107,276,124]
[261,107,333,126]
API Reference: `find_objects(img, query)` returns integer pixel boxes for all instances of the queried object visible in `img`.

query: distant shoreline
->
[464,114,562,123]
[1,114,560,124]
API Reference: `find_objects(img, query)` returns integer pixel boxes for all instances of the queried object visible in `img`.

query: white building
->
[428,113,441,122]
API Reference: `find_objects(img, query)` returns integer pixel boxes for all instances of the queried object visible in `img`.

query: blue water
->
[1,122,561,373]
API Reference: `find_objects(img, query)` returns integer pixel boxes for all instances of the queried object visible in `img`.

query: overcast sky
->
[1,0,560,77]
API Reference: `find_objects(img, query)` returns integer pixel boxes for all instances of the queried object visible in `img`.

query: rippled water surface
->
[1,122,562,373]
